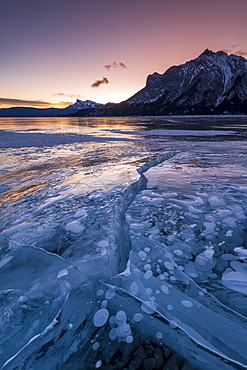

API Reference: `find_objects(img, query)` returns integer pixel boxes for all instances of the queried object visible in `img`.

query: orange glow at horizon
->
[0,0,247,109]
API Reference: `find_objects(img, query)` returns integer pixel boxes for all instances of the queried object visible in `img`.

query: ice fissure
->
[113,151,179,274]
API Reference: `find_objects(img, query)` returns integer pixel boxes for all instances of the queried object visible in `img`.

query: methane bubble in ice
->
[95,360,102,368]
[109,328,117,340]
[165,252,173,259]
[133,313,143,322]
[130,282,139,295]
[181,300,193,308]
[126,335,133,344]
[174,249,183,256]
[109,316,116,327]
[167,305,173,311]
[116,310,126,323]
[96,289,104,296]
[93,308,109,327]
[144,247,151,253]
[161,285,169,294]
[164,261,174,270]
[144,270,153,279]
[156,332,163,339]
[105,287,116,300]
[144,263,151,271]
[138,251,147,260]
[92,342,100,350]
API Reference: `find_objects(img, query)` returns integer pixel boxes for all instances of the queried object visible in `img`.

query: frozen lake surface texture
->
[1,116,247,369]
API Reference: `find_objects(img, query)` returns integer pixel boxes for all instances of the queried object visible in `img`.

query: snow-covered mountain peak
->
[68,99,102,111]
[123,50,247,114]
[198,48,215,58]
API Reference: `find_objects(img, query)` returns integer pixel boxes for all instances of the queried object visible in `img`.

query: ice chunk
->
[97,239,109,248]
[38,194,68,211]
[221,254,238,261]
[0,256,13,268]
[195,250,215,272]
[137,152,178,174]
[209,196,225,208]
[65,221,85,234]
[201,215,216,236]
[217,209,232,218]
[222,272,247,294]
[234,247,247,260]
[57,269,68,278]
[1,222,36,236]
[223,217,237,228]
[73,209,88,219]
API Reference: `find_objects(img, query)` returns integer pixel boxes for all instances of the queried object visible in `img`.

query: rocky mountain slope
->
[73,49,247,116]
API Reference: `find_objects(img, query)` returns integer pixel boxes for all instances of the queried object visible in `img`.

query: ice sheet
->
[1,116,247,369]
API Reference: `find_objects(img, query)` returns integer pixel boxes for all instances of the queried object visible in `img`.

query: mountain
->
[0,99,102,117]
[65,99,103,112]
[72,50,247,116]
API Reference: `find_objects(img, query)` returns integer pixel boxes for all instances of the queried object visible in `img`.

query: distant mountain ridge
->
[72,49,247,116]
[0,99,102,117]
[1,50,247,117]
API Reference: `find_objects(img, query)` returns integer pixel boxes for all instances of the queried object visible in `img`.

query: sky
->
[1,0,247,108]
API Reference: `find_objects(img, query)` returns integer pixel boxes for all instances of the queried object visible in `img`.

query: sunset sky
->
[1,0,247,108]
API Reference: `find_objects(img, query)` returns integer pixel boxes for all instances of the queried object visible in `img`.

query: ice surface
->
[1,117,247,369]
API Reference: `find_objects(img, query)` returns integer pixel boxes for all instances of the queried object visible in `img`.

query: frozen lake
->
[1,116,247,369]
